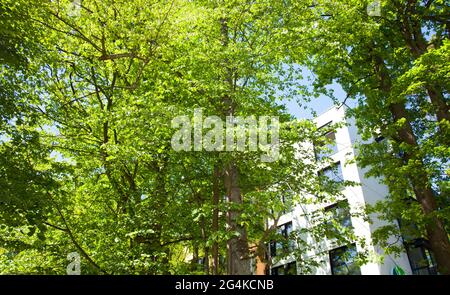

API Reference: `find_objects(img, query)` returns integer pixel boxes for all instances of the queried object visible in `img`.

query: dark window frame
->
[404,238,437,275]
[397,203,438,275]
[375,135,385,143]
[271,261,297,275]
[280,193,294,214]
[314,122,338,161]
[269,221,294,257]
[329,244,361,275]
[324,200,352,231]
[318,161,344,183]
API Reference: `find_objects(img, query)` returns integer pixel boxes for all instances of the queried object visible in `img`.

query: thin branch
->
[46,192,109,274]
[43,221,68,232]
[48,11,103,53]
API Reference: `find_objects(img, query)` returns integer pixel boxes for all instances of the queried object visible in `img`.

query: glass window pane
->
[276,241,283,253]
[271,222,294,257]
[325,131,337,154]
[329,244,361,275]
[315,130,338,161]
[321,162,344,183]
[325,201,352,235]
[271,265,284,275]
[285,222,293,237]
[270,241,277,257]
[407,244,437,274]
[271,262,297,275]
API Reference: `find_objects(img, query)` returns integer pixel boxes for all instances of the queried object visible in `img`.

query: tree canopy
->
[1,0,448,274]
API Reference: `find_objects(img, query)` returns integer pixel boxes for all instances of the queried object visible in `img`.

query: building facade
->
[263,106,437,275]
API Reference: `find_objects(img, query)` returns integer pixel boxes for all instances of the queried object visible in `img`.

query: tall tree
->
[287,0,450,273]
[1,0,365,274]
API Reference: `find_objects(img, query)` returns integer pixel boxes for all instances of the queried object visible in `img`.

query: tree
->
[1,0,365,275]
[0,0,68,273]
[287,0,450,274]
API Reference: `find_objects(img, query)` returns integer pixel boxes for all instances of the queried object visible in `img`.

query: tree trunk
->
[390,101,450,271]
[219,16,250,275]
[203,246,210,275]
[374,52,450,274]
[212,165,220,275]
[200,215,210,274]
[255,241,268,275]
[425,86,450,124]
[191,245,199,272]
[397,2,450,126]
[224,163,250,275]
[389,103,450,274]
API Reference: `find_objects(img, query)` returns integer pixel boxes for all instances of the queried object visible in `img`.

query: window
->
[270,193,294,215]
[405,239,437,275]
[375,135,385,143]
[280,192,294,214]
[329,244,361,275]
[271,261,297,275]
[314,123,338,161]
[319,162,344,183]
[397,203,438,275]
[271,265,284,275]
[269,222,294,257]
[324,200,352,232]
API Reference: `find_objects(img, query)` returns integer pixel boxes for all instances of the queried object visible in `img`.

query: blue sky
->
[279,79,353,120]
[274,64,355,119]
[281,83,348,119]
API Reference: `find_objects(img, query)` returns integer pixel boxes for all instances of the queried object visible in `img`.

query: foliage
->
[2,0,447,275]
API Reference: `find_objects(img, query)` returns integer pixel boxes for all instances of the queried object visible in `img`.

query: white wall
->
[268,106,412,275]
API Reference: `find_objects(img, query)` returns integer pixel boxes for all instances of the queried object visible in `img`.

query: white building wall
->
[268,106,412,275]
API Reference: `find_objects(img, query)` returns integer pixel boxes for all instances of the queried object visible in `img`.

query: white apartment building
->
[265,106,437,275]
